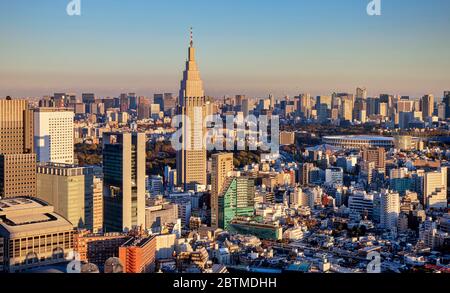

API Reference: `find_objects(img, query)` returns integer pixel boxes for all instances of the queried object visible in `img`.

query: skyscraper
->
[84,168,104,233]
[380,190,400,230]
[176,29,207,190]
[54,93,76,108]
[163,93,176,112]
[211,153,234,228]
[438,103,446,120]
[397,99,414,113]
[242,97,250,118]
[341,96,354,122]
[379,94,394,109]
[36,163,87,228]
[367,97,379,116]
[34,108,74,164]
[128,93,138,111]
[316,96,332,122]
[299,93,312,119]
[443,91,450,119]
[399,111,414,129]
[424,167,447,209]
[0,98,34,155]
[356,87,367,100]
[153,94,164,113]
[120,93,130,112]
[103,132,146,232]
[299,163,313,186]
[235,95,245,110]
[218,176,255,230]
[0,98,36,198]
[36,163,103,232]
[138,97,151,120]
[354,88,367,122]
[269,94,276,109]
[421,94,434,120]
[82,93,95,113]
[379,102,388,118]
[82,93,96,104]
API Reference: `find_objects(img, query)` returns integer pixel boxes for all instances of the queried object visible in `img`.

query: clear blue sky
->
[0,0,449,98]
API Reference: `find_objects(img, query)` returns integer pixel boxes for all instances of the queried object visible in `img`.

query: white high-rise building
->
[305,187,322,209]
[380,190,400,230]
[325,167,343,184]
[289,187,308,208]
[34,108,74,164]
[424,167,448,209]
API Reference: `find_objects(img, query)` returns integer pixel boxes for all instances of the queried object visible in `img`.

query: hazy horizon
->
[1,0,449,98]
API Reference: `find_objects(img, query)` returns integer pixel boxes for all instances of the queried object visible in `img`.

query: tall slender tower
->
[211,153,234,228]
[421,94,434,120]
[380,190,400,230]
[176,28,207,190]
[0,98,36,198]
[103,132,146,232]
[444,91,450,119]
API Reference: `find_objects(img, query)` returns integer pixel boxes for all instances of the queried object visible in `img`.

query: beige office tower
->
[103,132,146,232]
[0,98,36,198]
[341,96,354,121]
[176,30,207,191]
[421,94,434,120]
[424,167,447,209]
[36,163,103,232]
[36,163,86,228]
[356,87,367,100]
[211,153,234,228]
[299,93,312,118]
[397,100,414,112]
[379,102,388,118]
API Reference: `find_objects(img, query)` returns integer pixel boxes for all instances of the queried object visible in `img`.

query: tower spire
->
[190,27,193,47]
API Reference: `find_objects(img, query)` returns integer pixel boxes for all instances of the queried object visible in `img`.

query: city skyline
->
[1,0,450,98]
[1,0,450,277]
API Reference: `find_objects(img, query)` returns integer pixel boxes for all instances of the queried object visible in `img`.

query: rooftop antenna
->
[190,27,193,47]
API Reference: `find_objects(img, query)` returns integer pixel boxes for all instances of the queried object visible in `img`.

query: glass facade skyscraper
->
[218,177,255,230]
[103,132,146,232]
